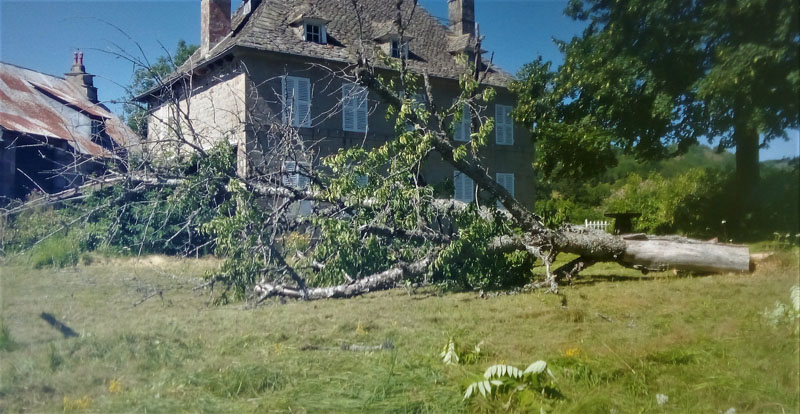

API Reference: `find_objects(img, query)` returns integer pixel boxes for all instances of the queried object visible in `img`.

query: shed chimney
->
[64,51,98,103]
[448,0,475,36]
[201,0,231,55]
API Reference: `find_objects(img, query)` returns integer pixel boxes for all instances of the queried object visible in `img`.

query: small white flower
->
[725,408,736,414]
[656,393,669,406]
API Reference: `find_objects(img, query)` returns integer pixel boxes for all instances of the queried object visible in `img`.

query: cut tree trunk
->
[620,234,751,273]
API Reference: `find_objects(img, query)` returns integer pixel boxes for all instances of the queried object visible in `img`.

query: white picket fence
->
[584,219,610,232]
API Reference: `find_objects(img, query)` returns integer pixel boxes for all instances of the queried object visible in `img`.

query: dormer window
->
[290,13,330,44]
[305,22,326,44]
[372,21,413,60]
[390,40,409,59]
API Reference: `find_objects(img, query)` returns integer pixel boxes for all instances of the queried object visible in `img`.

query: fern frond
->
[441,338,459,365]
[524,360,548,375]
[484,364,522,379]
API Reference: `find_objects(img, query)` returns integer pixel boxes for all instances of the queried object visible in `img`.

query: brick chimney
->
[448,0,475,36]
[64,51,98,103]
[201,0,231,55]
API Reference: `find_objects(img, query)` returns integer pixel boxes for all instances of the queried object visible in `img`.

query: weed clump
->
[29,234,80,269]
[0,322,15,351]
[194,364,286,397]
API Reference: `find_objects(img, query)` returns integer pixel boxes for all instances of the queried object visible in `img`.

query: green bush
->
[603,168,729,236]
[1,207,66,253]
[0,322,15,351]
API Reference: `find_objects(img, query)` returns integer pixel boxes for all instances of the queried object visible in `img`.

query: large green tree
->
[124,40,198,134]
[515,0,799,219]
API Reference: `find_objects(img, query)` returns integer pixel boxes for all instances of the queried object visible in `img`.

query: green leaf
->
[463,383,474,400]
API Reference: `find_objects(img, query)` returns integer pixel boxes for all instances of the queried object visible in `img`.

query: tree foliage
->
[513,0,799,215]
[124,40,198,133]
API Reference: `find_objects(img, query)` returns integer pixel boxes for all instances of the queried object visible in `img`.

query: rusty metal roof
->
[0,61,137,157]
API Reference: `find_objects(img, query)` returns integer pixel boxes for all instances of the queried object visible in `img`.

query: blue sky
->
[1,0,797,160]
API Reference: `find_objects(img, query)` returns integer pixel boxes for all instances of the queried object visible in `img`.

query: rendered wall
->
[239,51,536,209]
[147,70,247,174]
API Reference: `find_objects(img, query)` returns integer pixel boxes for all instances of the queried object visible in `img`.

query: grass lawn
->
[1,249,798,413]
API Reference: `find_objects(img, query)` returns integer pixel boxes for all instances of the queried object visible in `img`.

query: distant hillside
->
[600,144,735,183]
[762,156,799,171]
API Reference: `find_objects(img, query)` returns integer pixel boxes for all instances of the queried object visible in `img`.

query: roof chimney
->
[448,0,475,36]
[201,0,232,56]
[64,51,98,103]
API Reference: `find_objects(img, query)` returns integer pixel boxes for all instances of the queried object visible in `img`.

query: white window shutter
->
[342,83,356,131]
[281,76,290,125]
[356,88,368,132]
[343,83,367,132]
[296,163,311,189]
[295,78,311,127]
[506,106,514,144]
[496,173,515,208]
[464,174,474,202]
[454,103,470,142]
[283,160,298,188]
[495,105,505,144]
[454,171,474,203]
[454,171,463,201]
[283,161,313,216]
[496,105,514,145]
[320,25,328,44]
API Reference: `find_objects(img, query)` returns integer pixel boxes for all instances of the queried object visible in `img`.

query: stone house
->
[0,55,136,202]
[138,0,534,208]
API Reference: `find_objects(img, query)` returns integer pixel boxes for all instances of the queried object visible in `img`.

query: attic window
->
[304,22,327,44]
[90,119,103,140]
[390,40,409,59]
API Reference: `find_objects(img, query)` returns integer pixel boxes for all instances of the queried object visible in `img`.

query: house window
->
[282,76,312,127]
[495,173,515,208]
[342,83,368,132]
[453,103,470,142]
[90,119,103,140]
[282,160,311,189]
[305,23,327,44]
[390,40,409,58]
[495,104,514,145]
[454,171,474,203]
[283,160,313,216]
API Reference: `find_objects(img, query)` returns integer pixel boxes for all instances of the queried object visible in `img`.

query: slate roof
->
[172,0,513,89]
[0,62,136,157]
